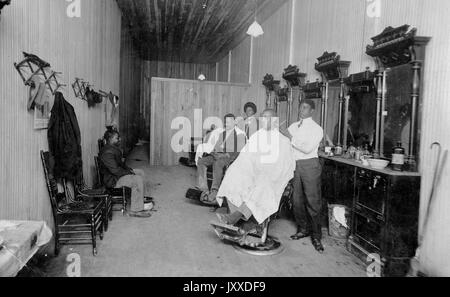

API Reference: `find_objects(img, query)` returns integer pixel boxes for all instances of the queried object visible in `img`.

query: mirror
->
[325,84,342,146]
[382,65,413,157]
[346,91,377,148]
[302,81,324,128]
[313,51,351,147]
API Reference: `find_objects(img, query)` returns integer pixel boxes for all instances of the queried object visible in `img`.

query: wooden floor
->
[21,147,367,277]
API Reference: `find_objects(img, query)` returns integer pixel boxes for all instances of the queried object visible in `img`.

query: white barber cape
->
[216,129,296,224]
[195,127,246,165]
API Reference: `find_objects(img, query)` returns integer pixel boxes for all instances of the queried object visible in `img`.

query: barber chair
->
[211,217,283,256]
[210,181,293,256]
[277,180,295,219]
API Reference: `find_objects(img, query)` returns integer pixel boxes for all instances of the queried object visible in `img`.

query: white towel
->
[216,129,295,224]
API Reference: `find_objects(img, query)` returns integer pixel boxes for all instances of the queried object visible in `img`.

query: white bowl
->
[367,159,390,170]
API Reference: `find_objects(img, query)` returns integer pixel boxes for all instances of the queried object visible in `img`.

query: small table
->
[0,220,52,277]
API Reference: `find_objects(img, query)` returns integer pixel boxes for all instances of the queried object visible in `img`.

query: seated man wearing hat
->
[195,114,247,205]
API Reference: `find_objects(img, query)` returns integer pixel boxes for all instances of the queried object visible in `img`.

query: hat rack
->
[72,79,118,104]
[99,90,119,100]
[72,78,90,101]
[14,52,66,95]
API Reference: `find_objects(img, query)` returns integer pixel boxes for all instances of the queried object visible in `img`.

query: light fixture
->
[246,0,264,37]
[198,74,206,81]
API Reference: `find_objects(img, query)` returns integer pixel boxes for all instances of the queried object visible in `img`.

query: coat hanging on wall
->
[47,92,83,181]
[0,0,11,16]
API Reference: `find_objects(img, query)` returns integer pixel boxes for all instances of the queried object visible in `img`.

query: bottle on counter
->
[392,142,405,171]
[355,147,362,161]
[348,145,357,159]
[363,144,370,157]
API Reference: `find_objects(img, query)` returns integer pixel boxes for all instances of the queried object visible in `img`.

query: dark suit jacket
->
[47,92,82,180]
[213,129,246,162]
[99,144,132,188]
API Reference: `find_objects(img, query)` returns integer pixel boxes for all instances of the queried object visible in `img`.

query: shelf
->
[319,154,421,177]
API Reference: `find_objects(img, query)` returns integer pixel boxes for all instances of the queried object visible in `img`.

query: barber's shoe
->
[201,190,218,206]
[129,210,152,218]
[290,230,311,240]
[312,238,325,254]
[144,197,154,204]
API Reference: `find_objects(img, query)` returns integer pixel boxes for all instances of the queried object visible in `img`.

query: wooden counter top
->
[319,153,421,177]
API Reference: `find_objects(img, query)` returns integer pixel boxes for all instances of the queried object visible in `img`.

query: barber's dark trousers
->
[292,158,323,240]
[197,155,231,191]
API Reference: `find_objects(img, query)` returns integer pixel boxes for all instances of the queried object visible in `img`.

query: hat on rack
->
[93,91,102,104]
[85,87,96,108]
[27,76,46,111]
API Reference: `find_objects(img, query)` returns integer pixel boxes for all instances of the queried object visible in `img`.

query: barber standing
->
[281,99,325,253]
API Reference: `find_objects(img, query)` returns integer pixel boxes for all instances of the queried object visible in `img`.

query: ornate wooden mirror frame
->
[343,68,378,151]
[282,65,306,126]
[313,51,351,147]
[366,24,431,171]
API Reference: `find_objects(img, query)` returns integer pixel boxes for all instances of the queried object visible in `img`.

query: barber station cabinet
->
[318,25,429,276]
[321,157,421,276]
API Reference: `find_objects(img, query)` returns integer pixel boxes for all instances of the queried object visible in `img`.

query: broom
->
[407,142,448,277]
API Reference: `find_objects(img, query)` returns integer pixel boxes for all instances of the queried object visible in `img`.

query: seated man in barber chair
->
[99,130,153,218]
[195,114,247,205]
[212,109,295,246]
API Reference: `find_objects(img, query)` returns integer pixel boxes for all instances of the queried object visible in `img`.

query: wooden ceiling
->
[117,0,288,63]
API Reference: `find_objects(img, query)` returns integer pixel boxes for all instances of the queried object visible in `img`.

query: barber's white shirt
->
[288,117,323,160]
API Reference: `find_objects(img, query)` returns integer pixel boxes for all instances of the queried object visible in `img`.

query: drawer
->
[355,169,388,217]
[353,211,383,252]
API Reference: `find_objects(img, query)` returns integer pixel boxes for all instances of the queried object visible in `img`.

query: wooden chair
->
[98,138,106,152]
[72,173,112,232]
[94,156,130,215]
[41,151,105,256]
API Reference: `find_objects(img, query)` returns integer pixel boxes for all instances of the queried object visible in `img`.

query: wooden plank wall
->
[217,54,230,82]
[0,0,122,228]
[139,60,217,141]
[120,18,143,151]
[150,78,250,166]
[226,0,450,276]
[230,37,251,84]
